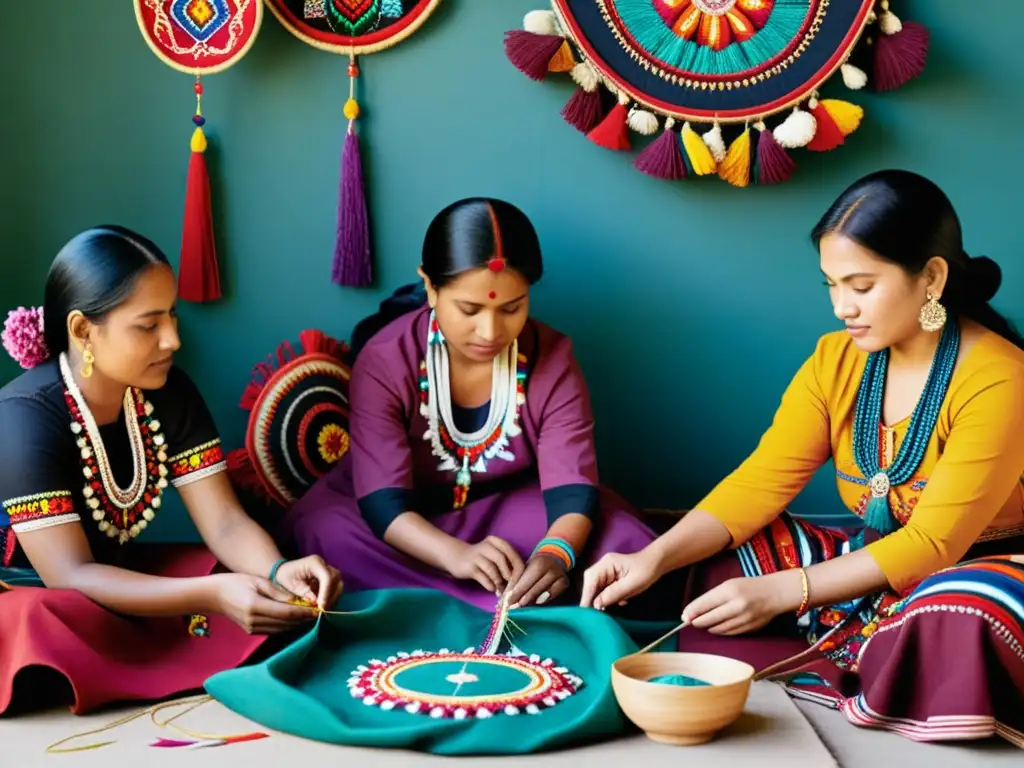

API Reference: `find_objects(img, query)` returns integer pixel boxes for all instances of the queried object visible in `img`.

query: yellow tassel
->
[717,126,751,187]
[190,126,207,154]
[819,99,863,136]
[547,40,576,73]
[681,122,716,175]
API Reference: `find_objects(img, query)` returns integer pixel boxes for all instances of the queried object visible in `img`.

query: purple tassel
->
[755,126,797,185]
[504,30,565,81]
[873,21,930,92]
[561,87,604,134]
[331,127,372,287]
[634,127,688,180]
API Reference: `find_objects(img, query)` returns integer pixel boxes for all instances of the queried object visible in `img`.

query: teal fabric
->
[205,588,658,755]
[0,567,43,587]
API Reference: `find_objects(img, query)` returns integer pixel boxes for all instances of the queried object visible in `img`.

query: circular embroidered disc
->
[134,0,263,74]
[349,650,583,719]
[557,0,874,120]
[244,353,351,507]
[266,0,441,55]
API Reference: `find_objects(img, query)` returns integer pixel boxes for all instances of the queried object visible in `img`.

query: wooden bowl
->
[611,652,755,745]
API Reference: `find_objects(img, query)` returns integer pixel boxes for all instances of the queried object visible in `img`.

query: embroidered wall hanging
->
[226,329,352,508]
[265,1,443,287]
[204,588,639,755]
[134,0,264,301]
[504,0,930,186]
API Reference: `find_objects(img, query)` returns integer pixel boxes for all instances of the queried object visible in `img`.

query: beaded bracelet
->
[269,558,288,586]
[795,567,810,618]
[532,538,576,572]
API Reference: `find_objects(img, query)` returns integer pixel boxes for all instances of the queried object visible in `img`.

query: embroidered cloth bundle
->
[205,587,646,754]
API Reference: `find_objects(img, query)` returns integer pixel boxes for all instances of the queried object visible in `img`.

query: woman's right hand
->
[580,550,662,611]
[447,536,525,595]
[208,573,319,635]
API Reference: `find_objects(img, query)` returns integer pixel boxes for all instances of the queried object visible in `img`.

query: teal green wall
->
[1,2,1021,540]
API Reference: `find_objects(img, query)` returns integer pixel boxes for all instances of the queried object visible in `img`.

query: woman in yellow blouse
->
[583,170,1024,747]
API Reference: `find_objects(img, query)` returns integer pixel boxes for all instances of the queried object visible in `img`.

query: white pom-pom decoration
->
[524,10,558,36]
[841,63,868,90]
[628,108,659,136]
[879,8,902,35]
[570,61,600,93]
[773,107,817,149]
[702,122,727,161]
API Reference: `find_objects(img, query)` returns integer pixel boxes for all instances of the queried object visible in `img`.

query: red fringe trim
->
[238,330,349,411]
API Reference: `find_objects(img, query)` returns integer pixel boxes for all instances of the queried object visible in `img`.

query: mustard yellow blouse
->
[696,328,1024,593]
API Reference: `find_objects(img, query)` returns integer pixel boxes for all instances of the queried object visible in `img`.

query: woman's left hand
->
[273,555,344,610]
[506,554,569,609]
[682,574,793,636]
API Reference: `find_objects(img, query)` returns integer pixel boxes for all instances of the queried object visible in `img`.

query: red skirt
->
[0,545,269,715]
[674,514,1024,748]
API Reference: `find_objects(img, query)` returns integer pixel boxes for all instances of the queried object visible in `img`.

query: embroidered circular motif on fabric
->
[265,0,441,55]
[134,0,263,74]
[349,650,582,719]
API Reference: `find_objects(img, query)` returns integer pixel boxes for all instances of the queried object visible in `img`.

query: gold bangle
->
[796,567,810,618]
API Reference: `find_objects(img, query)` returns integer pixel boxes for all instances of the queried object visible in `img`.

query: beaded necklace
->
[59,353,169,544]
[419,311,527,509]
[849,322,959,540]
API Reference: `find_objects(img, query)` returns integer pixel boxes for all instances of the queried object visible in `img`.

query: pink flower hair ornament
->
[3,306,50,369]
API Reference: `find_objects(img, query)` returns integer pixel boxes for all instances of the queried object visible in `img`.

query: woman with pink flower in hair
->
[0,225,342,716]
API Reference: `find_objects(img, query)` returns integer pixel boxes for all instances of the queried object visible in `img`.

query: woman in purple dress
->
[280,198,657,612]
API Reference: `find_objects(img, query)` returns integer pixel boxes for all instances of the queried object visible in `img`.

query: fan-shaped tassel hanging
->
[754,121,796,185]
[817,99,864,137]
[702,122,727,163]
[587,94,631,151]
[772,107,817,149]
[872,1,929,92]
[680,122,716,175]
[634,118,687,180]
[717,125,751,187]
[561,88,604,134]
[806,98,846,151]
[505,12,571,82]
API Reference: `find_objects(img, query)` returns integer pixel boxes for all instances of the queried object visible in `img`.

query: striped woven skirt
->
[673,513,1024,747]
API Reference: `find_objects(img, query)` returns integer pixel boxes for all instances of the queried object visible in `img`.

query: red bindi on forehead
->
[488,291,497,300]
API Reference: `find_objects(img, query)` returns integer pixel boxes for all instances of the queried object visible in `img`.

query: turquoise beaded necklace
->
[849,321,960,541]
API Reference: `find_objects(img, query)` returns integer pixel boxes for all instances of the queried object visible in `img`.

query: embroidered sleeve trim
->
[4,491,78,531]
[11,513,81,534]
[170,461,227,488]
[168,440,226,484]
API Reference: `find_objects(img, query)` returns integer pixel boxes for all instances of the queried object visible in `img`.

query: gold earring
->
[918,292,947,333]
[81,346,95,378]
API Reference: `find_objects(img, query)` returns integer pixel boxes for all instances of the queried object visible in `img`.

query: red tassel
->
[298,329,348,359]
[561,87,605,133]
[178,126,221,303]
[634,122,687,180]
[806,102,846,151]
[226,448,269,500]
[504,30,565,81]
[587,102,631,151]
[873,21,929,92]
[755,122,797,184]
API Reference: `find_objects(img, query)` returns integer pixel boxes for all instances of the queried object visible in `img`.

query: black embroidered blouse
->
[0,359,225,569]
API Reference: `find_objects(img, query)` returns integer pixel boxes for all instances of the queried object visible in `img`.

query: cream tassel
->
[773,107,817,149]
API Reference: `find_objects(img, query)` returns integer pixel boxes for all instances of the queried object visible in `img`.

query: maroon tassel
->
[332,127,372,287]
[755,123,797,185]
[873,21,930,92]
[561,87,604,133]
[634,124,688,180]
[504,30,565,81]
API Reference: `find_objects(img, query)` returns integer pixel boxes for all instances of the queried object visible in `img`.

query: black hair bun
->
[966,255,1002,303]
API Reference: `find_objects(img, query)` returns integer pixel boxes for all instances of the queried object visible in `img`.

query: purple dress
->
[279,307,656,611]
